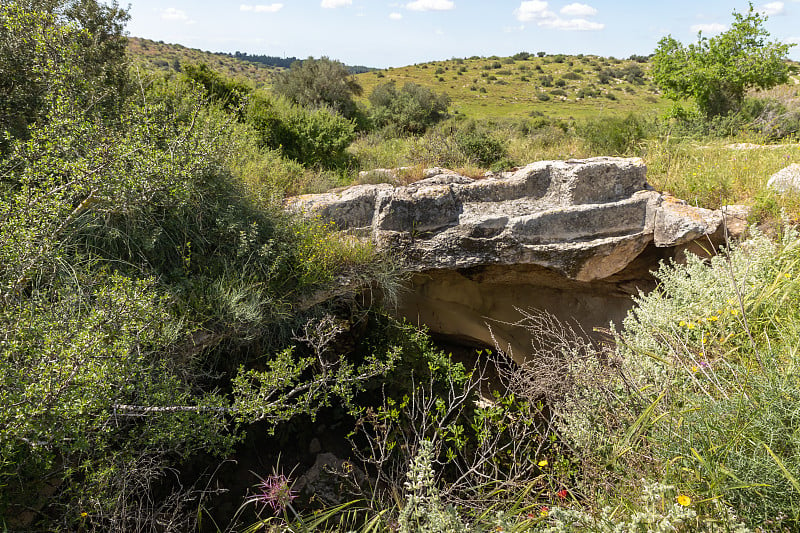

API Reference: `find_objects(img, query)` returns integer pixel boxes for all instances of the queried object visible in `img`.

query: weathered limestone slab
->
[286,157,730,362]
[287,157,722,282]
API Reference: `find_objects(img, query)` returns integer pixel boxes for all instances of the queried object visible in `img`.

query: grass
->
[643,137,800,218]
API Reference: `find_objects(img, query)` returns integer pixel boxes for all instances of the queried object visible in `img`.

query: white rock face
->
[287,157,723,282]
[287,157,730,362]
[767,164,800,194]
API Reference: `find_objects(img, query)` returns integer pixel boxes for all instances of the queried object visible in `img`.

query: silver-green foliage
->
[398,440,466,533]
[556,229,800,529]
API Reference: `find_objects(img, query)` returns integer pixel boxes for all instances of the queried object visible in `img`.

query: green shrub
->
[369,81,450,135]
[272,56,363,119]
[454,121,508,166]
[246,93,356,168]
[555,230,800,530]
[577,113,653,155]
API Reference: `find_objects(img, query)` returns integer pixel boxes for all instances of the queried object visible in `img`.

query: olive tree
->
[651,4,793,117]
[272,56,363,119]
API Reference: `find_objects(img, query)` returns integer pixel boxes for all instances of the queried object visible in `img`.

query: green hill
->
[355,53,672,120]
[127,37,279,87]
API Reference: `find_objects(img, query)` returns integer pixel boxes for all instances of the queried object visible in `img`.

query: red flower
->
[556,489,568,499]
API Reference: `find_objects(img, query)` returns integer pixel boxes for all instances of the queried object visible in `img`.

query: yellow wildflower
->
[708,315,718,322]
[679,320,686,327]
[687,322,696,329]
[538,459,548,467]
[730,309,739,316]
[676,494,692,507]
[81,512,88,518]
[691,365,700,373]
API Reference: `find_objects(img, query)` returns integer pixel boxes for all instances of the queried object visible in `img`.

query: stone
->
[721,204,752,240]
[653,196,722,247]
[293,453,368,506]
[767,164,800,194]
[286,158,731,362]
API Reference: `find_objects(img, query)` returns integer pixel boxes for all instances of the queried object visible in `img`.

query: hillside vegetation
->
[128,37,279,87]
[356,53,670,120]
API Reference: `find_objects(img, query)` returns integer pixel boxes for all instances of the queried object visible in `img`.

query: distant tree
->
[182,63,251,111]
[652,4,793,117]
[368,82,450,135]
[272,56,363,119]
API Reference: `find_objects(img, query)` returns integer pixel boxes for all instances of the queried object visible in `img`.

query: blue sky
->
[125,1,800,67]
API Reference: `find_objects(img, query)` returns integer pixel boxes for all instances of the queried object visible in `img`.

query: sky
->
[125,1,800,68]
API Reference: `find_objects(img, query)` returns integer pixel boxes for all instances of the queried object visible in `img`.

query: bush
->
[272,56,363,119]
[454,121,508,167]
[577,113,653,155]
[368,81,450,135]
[246,93,356,168]
[0,51,392,529]
[568,230,800,529]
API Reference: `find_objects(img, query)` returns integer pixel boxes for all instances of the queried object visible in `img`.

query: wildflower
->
[708,315,718,322]
[556,489,569,499]
[676,494,692,507]
[691,365,700,373]
[255,474,296,513]
[687,322,696,329]
[538,459,548,467]
[80,512,88,518]
[540,506,549,516]
[785,273,791,279]
[679,320,686,327]
[730,309,739,316]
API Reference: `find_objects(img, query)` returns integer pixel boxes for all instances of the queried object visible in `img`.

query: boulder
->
[767,163,800,194]
[286,157,730,362]
[288,157,723,282]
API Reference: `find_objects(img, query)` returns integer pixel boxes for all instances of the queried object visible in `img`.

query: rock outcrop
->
[287,158,729,362]
[767,163,800,194]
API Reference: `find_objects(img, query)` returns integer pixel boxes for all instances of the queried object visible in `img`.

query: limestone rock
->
[653,197,723,247]
[287,157,723,282]
[722,204,752,240]
[286,157,731,362]
[767,164,800,194]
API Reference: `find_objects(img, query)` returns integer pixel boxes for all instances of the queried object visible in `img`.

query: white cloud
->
[405,0,455,11]
[542,17,603,30]
[240,4,284,13]
[690,22,727,34]
[560,2,597,17]
[761,1,785,15]
[514,0,554,21]
[160,7,189,21]
[321,0,352,8]
[389,12,403,19]
[514,1,603,31]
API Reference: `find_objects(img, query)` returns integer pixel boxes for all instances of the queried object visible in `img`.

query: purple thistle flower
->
[256,474,296,513]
